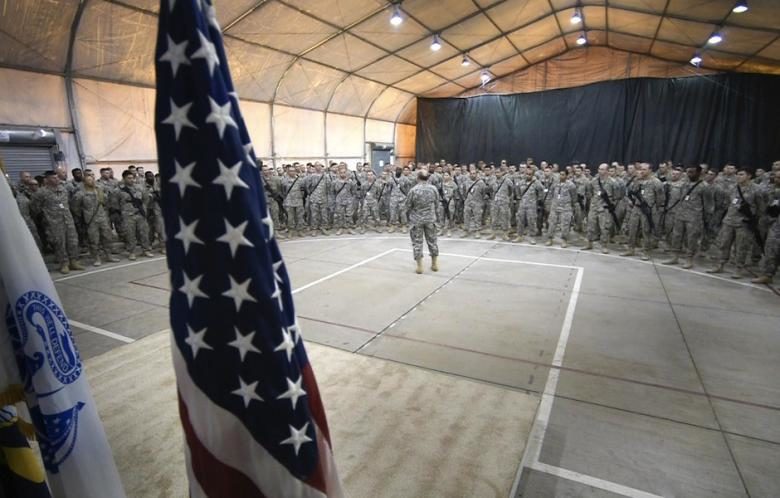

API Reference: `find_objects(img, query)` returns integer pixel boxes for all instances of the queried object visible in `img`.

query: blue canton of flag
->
[154,1,342,497]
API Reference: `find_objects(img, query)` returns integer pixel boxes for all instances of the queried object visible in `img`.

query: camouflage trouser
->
[516,204,537,236]
[573,200,585,232]
[482,201,492,227]
[22,215,42,250]
[334,202,353,229]
[47,218,79,264]
[110,210,124,241]
[285,206,304,231]
[701,209,725,251]
[360,200,380,229]
[125,213,151,253]
[625,208,652,250]
[587,208,613,244]
[455,199,464,225]
[463,201,483,232]
[717,224,755,268]
[151,205,165,245]
[670,217,702,258]
[268,199,281,230]
[309,201,328,229]
[660,211,677,245]
[410,222,439,260]
[327,200,335,226]
[547,209,573,241]
[759,223,779,276]
[86,217,115,258]
[389,197,407,226]
[491,201,511,232]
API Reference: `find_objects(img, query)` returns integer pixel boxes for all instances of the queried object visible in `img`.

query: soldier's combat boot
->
[731,267,746,279]
[128,253,137,261]
[348,228,356,235]
[388,225,396,233]
[69,260,85,271]
[620,248,635,257]
[601,246,609,254]
[640,252,650,261]
[93,257,102,267]
[143,251,154,257]
[681,257,694,269]
[751,275,772,284]
[415,259,424,274]
[431,256,439,272]
[502,232,511,241]
[582,240,593,250]
[473,231,481,239]
[486,231,496,241]
[320,228,329,236]
[461,231,470,238]
[545,239,553,246]
[108,255,121,263]
[335,229,343,236]
[706,263,724,274]
[561,240,568,248]
[662,256,679,265]
[529,238,537,245]
[447,229,452,237]
[513,235,523,243]
[59,263,70,275]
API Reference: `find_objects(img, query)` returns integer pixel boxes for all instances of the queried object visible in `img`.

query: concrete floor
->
[55,235,780,497]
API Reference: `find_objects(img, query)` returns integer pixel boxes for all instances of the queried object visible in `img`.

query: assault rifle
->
[627,187,654,232]
[598,177,620,229]
[737,185,764,250]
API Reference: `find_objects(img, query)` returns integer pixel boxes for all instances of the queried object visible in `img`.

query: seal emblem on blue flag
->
[14,291,82,386]
[31,402,86,473]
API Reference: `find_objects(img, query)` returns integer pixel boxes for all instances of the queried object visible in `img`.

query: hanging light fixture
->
[571,7,583,24]
[480,69,491,84]
[690,52,703,66]
[707,31,723,44]
[390,3,403,26]
[732,0,748,13]
[461,54,471,66]
[576,32,587,45]
[430,34,442,51]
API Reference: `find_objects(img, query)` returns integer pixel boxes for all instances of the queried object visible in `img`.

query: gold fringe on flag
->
[0,384,36,440]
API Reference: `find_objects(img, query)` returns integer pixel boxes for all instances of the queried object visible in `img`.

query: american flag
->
[153,1,342,496]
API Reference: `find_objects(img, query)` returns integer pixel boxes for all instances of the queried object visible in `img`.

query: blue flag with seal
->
[0,175,125,497]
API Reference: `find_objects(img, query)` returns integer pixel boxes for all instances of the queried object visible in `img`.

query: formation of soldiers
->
[7,157,779,284]
[262,158,780,283]
[10,165,164,274]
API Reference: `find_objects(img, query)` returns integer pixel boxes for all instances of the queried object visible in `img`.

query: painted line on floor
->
[69,319,135,344]
[530,462,664,498]
[54,257,166,282]
[291,248,397,295]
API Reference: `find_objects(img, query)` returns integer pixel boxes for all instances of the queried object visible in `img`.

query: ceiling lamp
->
[390,4,403,26]
[571,8,582,25]
[690,52,703,66]
[461,54,471,66]
[707,31,723,44]
[430,34,442,51]
[732,0,748,13]
[576,32,587,45]
[480,69,491,84]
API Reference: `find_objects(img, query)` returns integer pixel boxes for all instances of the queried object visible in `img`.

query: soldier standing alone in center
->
[406,170,440,275]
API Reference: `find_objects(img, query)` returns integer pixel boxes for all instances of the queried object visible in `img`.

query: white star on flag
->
[276,375,307,410]
[288,320,302,344]
[184,326,212,359]
[204,2,221,31]
[161,99,197,140]
[280,423,312,456]
[191,30,220,76]
[271,278,283,311]
[222,275,257,311]
[169,160,200,196]
[175,217,204,254]
[261,214,274,241]
[274,327,295,361]
[179,272,207,308]
[213,159,249,199]
[159,35,190,77]
[273,260,284,284]
[227,328,261,362]
[243,143,256,167]
[205,97,238,139]
[232,376,263,408]
[217,219,254,256]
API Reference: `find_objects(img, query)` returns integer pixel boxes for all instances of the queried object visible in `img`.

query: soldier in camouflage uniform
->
[621,163,662,260]
[752,170,780,284]
[281,165,306,237]
[572,166,589,234]
[701,169,728,253]
[305,162,331,235]
[545,170,577,247]
[15,182,43,250]
[332,166,357,235]
[487,169,514,241]
[72,173,121,266]
[439,172,458,236]
[658,167,686,249]
[514,168,544,244]
[262,165,284,234]
[707,169,763,278]
[98,168,122,237]
[538,165,556,234]
[583,164,620,253]
[387,167,408,233]
[149,174,166,252]
[461,169,488,238]
[116,170,153,260]
[662,165,711,269]
[359,171,383,233]
[406,170,440,274]
[30,171,85,274]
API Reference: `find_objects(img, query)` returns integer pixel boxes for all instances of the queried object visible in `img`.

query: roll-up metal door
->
[0,145,55,181]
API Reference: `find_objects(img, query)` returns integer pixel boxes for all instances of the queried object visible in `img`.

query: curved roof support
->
[65,0,90,168]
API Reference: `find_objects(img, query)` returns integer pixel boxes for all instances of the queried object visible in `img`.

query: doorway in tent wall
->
[368,142,393,174]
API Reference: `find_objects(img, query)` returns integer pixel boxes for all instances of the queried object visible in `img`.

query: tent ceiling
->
[2,0,780,124]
